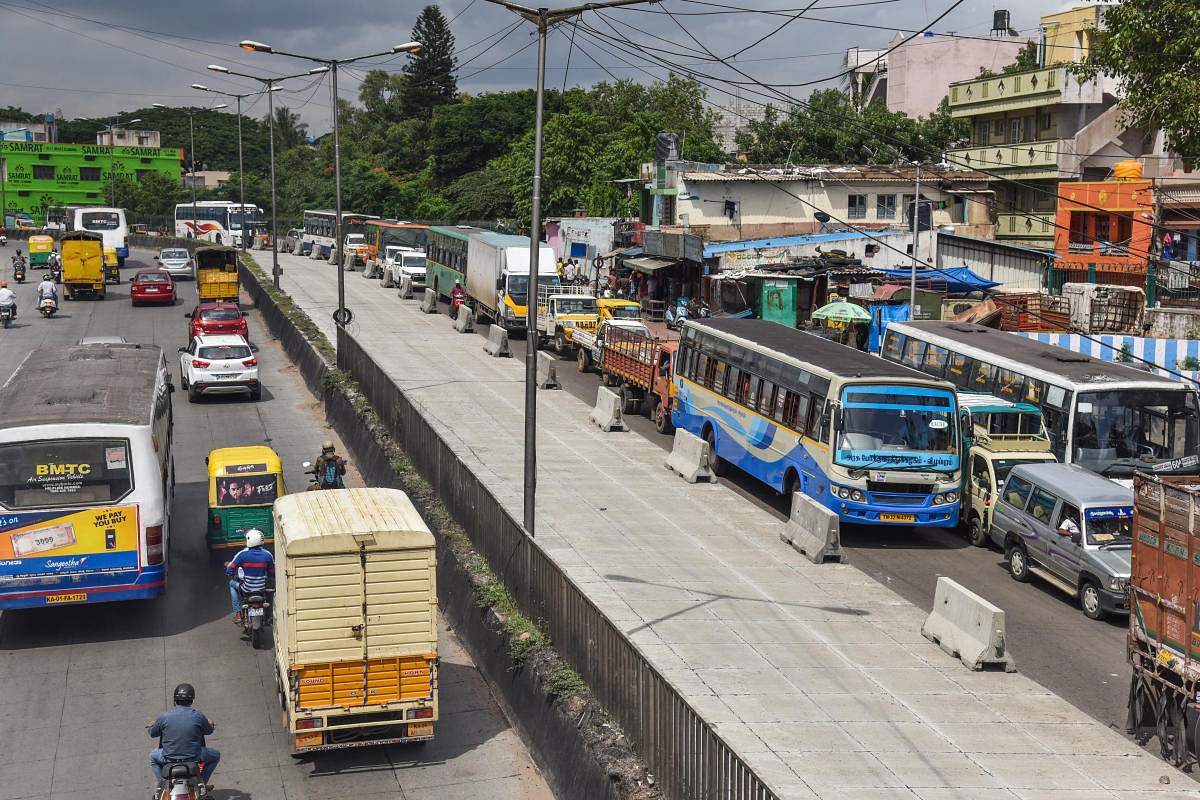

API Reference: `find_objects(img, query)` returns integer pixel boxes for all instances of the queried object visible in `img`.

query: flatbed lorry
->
[273,488,439,755]
[596,324,678,434]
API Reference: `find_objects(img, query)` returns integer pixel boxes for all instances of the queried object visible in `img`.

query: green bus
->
[426,226,489,299]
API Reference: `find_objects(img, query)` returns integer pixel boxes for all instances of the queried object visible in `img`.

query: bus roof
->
[302,209,379,220]
[429,225,489,240]
[956,392,1040,414]
[889,321,1185,390]
[0,344,162,428]
[476,232,539,248]
[690,318,932,381]
[365,219,429,229]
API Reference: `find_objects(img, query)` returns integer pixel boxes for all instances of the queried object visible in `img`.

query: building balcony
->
[948,67,1103,117]
[997,212,1055,239]
[947,141,1064,179]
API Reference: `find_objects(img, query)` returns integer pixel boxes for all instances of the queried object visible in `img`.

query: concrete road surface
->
[0,255,552,800]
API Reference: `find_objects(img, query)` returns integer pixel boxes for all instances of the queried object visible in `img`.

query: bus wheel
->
[704,427,724,477]
[783,470,801,497]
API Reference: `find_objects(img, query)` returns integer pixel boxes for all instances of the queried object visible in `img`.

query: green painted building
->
[0,140,181,224]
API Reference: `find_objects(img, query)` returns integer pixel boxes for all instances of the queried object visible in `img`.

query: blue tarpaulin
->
[877,266,1000,293]
[869,304,910,353]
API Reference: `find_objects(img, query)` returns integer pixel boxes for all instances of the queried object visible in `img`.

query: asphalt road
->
[0,252,552,800]
[380,273,1132,734]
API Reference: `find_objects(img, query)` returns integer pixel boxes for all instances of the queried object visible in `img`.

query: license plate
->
[408,721,433,737]
[295,731,323,748]
[46,592,87,604]
[248,607,264,617]
[879,513,915,523]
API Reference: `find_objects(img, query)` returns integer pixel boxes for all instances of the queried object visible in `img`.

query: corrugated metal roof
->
[937,231,1056,258]
[704,230,908,257]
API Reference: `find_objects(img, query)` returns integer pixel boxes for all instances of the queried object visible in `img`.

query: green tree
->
[266,106,308,152]
[1073,0,1200,165]
[401,5,458,119]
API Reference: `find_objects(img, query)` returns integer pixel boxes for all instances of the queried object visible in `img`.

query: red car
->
[130,270,177,305]
[187,302,248,341]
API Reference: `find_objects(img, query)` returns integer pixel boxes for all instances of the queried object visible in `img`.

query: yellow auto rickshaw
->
[102,246,120,284]
[206,446,284,549]
[28,235,54,269]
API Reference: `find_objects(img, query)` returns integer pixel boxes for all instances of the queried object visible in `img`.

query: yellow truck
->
[273,488,439,755]
[195,246,240,303]
[59,230,105,299]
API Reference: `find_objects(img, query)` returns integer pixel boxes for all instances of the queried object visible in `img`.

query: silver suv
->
[990,462,1132,620]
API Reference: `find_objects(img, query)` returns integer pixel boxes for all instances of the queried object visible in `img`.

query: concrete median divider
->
[922,576,1017,672]
[664,428,714,483]
[779,492,846,564]
[397,275,413,299]
[589,386,627,432]
[419,288,438,314]
[536,351,560,389]
[483,325,511,357]
[293,239,304,256]
[454,304,475,333]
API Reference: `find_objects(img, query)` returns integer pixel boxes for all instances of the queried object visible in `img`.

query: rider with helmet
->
[225,528,274,625]
[313,441,346,490]
[36,273,57,310]
[148,683,220,794]
[449,278,466,304]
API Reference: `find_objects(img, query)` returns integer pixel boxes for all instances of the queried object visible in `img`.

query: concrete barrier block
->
[293,239,304,256]
[922,576,1017,672]
[590,387,627,432]
[397,275,413,299]
[536,351,560,389]
[483,325,511,357]
[419,288,438,314]
[308,245,322,260]
[780,492,846,564]
[664,428,713,483]
[454,304,475,333]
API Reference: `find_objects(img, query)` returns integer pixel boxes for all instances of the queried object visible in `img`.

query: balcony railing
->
[949,68,1064,115]
[947,141,1062,172]
[997,212,1055,238]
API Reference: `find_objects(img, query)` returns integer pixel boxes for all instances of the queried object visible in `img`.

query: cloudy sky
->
[1,0,1076,134]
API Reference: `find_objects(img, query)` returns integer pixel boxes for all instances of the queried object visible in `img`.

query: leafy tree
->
[401,5,458,119]
[0,107,40,124]
[1073,0,1200,165]
[978,42,1040,78]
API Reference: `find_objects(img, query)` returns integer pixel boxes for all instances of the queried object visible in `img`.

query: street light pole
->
[910,161,921,321]
[208,66,321,289]
[193,85,253,250]
[485,0,657,537]
[239,39,422,329]
[154,103,226,241]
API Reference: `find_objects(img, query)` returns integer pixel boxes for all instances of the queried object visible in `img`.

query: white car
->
[384,246,426,288]
[179,334,260,402]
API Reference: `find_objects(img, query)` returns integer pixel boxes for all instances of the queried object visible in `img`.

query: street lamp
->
[239,39,422,328]
[207,64,327,287]
[100,116,140,207]
[192,84,254,251]
[153,102,227,243]
[485,0,657,537]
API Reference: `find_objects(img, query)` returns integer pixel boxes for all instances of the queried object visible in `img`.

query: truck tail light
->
[146,525,164,564]
[192,359,210,367]
[242,358,257,367]
[296,717,323,729]
[408,707,433,719]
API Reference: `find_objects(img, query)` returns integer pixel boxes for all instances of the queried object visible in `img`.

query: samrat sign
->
[0,505,140,578]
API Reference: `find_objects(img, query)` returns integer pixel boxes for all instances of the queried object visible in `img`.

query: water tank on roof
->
[655,132,680,162]
[1114,160,1143,180]
[992,10,1011,35]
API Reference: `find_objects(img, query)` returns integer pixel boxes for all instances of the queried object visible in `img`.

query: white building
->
[96,128,161,148]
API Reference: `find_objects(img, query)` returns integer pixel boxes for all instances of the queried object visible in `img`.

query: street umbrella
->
[811,300,870,323]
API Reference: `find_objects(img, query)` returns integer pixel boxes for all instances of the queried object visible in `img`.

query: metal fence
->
[337,329,778,800]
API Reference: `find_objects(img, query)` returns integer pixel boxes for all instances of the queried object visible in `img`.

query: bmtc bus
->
[300,209,378,259]
[426,225,489,298]
[0,342,174,609]
[673,318,962,528]
[175,201,262,247]
[68,206,129,265]
[882,320,1200,480]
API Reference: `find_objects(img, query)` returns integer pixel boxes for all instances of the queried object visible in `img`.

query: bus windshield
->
[228,210,261,227]
[836,386,957,471]
[1073,389,1200,476]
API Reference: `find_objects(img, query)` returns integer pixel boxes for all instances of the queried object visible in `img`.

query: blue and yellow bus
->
[0,342,174,608]
[672,318,962,527]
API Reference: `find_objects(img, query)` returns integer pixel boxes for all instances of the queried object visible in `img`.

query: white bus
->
[67,206,129,265]
[175,201,263,247]
[0,342,174,609]
[882,320,1200,479]
[300,209,378,259]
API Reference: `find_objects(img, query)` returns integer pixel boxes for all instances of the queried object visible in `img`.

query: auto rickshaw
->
[129,223,148,236]
[28,235,54,269]
[206,446,284,549]
[102,246,120,284]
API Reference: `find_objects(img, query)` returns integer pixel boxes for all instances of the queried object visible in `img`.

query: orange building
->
[1052,176,1153,287]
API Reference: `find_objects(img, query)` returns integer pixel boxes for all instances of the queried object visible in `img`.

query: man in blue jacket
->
[148,683,219,794]
[225,527,275,624]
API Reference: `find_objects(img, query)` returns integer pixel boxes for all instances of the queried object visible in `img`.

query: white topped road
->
[267,249,1200,799]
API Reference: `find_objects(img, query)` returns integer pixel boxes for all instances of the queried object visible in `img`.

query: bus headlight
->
[850,489,865,502]
[833,485,850,500]
[932,491,959,506]
[833,485,865,503]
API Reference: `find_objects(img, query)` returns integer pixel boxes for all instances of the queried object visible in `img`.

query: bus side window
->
[782,392,800,429]
[759,382,776,417]
[791,394,810,434]
[748,377,760,410]
[712,361,726,395]
[695,353,709,385]
[725,367,741,400]
[773,386,788,422]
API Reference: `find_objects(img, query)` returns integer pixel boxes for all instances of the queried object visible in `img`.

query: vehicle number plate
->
[879,513,915,523]
[248,607,264,617]
[408,721,433,737]
[46,593,87,604]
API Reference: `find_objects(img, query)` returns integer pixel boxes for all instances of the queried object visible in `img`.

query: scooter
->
[12,261,25,284]
[158,761,210,799]
[38,295,58,318]
[665,297,709,331]
[449,292,467,319]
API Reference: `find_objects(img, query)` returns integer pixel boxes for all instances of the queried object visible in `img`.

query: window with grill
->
[876,194,896,219]
[847,194,868,219]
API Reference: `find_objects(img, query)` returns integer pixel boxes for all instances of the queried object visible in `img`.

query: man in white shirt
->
[0,281,16,318]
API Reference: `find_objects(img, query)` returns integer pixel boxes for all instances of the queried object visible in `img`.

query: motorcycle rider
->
[313,440,346,489]
[35,274,57,311]
[12,248,25,276]
[450,278,466,308]
[148,683,220,796]
[225,528,274,625]
[0,281,16,319]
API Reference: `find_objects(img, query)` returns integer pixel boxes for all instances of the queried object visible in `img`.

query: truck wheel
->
[619,386,638,414]
[577,348,591,373]
[967,514,988,547]
[652,395,673,435]
[1079,580,1106,620]
[1006,543,1032,583]
[555,329,568,355]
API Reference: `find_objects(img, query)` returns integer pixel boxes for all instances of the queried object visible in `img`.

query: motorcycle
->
[50,257,62,284]
[302,460,348,491]
[449,291,467,318]
[0,305,13,329]
[157,760,209,800]
[12,260,25,284]
[38,295,58,318]
[665,297,709,331]
[236,581,271,649]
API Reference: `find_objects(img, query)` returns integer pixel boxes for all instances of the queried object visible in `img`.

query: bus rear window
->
[81,212,120,230]
[0,439,133,509]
